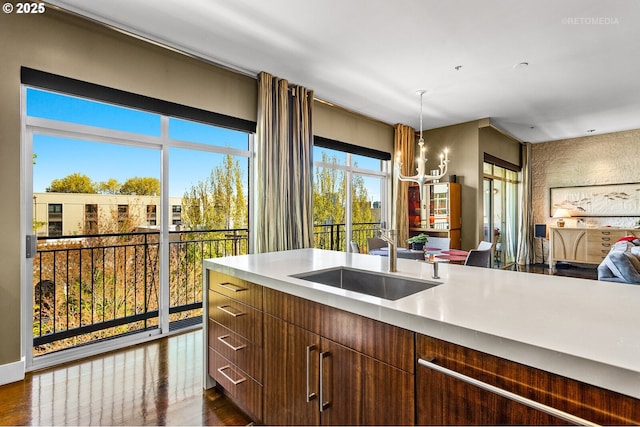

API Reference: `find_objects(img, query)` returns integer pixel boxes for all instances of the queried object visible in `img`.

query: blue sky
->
[29,88,249,197]
[29,88,382,201]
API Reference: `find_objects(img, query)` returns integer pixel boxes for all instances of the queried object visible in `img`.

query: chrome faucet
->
[378,228,397,272]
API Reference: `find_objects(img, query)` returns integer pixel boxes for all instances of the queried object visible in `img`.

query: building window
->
[47,203,62,236]
[147,205,157,226]
[171,205,182,225]
[84,204,98,233]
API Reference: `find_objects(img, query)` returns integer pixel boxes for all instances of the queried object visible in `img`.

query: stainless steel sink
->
[291,267,440,300]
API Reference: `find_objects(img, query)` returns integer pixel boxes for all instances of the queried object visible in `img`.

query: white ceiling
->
[47,0,640,143]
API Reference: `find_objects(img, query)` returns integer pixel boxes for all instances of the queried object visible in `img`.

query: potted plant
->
[407,233,428,251]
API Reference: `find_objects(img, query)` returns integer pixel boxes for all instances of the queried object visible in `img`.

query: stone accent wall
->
[532,129,640,231]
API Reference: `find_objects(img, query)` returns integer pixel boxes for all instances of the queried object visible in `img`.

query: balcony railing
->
[32,228,248,355]
[32,222,378,355]
[313,221,381,252]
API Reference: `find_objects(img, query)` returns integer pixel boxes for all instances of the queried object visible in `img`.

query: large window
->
[24,82,253,364]
[312,142,390,253]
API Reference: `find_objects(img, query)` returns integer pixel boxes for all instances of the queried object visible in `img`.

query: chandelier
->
[396,90,450,228]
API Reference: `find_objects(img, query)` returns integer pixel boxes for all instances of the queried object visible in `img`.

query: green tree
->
[120,176,160,196]
[47,173,97,193]
[312,152,375,226]
[181,154,248,230]
[313,152,377,250]
[97,178,122,194]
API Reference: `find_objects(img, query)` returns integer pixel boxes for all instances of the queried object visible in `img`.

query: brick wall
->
[532,128,640,230]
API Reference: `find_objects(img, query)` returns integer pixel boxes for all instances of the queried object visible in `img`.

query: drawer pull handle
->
[601,237,611,241]
[217,365,246,385]
[602,231,611,235]
[601,243,611,247]
[217,282,248,292]
[417,358,598,426]
[217,334,246,351]
[217,305,246,317]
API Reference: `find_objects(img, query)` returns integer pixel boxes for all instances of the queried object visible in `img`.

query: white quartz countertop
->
[204,248,640,399]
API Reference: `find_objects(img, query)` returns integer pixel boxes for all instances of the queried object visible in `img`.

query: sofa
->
[597,237,640,284]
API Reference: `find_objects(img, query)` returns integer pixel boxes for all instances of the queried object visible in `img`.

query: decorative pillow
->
[631,246,640,257]
[611,241,631,252]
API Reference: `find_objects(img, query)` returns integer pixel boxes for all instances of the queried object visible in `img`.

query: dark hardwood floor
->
[513,262,599,280]
[0,330,251,426]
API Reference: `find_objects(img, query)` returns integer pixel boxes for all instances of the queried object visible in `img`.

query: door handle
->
[319,351,330,412]
[306,344,317,402]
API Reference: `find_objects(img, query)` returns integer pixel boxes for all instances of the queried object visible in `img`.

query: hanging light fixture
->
[396,90,450,228]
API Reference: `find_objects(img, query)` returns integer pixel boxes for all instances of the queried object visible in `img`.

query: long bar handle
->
[306,345,317,402]
[417,358,599,426]
[217,282,247,292]
[319,351,331,412]
[217,334,246,351]
[216,305,246,317]
[217,365,246,386]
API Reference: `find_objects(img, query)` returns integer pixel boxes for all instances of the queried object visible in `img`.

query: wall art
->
[549,183,640,217]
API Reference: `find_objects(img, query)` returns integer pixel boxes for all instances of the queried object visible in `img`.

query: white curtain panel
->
[255,71,314,253]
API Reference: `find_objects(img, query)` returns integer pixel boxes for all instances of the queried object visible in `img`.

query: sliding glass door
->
[484,163,519,268]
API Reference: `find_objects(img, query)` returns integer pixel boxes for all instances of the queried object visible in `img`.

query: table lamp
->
[552,208,571,227]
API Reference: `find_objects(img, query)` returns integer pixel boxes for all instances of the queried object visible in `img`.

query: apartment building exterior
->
[33,192,184,237]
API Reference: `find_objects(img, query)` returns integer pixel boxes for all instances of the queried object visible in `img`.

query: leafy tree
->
[312,152,376,226]
[181,154,248,230]
[313,152,377,250]
[47,173,97,193]
[120,176,160,196]
[97,178,122,194]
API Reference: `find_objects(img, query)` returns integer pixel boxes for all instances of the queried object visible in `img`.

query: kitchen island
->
[204,248,640,425]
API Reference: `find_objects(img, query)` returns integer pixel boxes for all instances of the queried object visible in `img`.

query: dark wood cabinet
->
[263,288,415,426]
[207,271,263,423]
[208,268,640,426]
[416,334,640,425]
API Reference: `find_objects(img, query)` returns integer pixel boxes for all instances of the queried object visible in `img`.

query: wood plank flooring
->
[0,330,251,426]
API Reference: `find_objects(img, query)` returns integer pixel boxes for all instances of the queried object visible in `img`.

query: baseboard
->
[0,358,25,386]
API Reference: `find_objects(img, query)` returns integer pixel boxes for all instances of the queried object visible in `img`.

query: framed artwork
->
[549,183,640,217]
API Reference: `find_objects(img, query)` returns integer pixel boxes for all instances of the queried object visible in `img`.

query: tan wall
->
[532,129,640,232]
[424,120,480,249]
[479,126,521,167]
[0,9,393,369]
[314,101,394,153]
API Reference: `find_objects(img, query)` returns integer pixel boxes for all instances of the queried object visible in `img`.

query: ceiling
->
[47,0,640,143]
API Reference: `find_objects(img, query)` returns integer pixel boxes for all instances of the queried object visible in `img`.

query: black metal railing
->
[313,221,381,252]
[32,222,378,355]
[32,228,248,355]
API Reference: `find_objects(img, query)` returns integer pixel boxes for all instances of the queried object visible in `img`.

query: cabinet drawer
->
[587,230,625,244]
[208,319,262,383]
[209,291,263,344]
[209,348,262,422]
[208,271,263,309]
[321,305,415,373]
[263,287,321,333]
